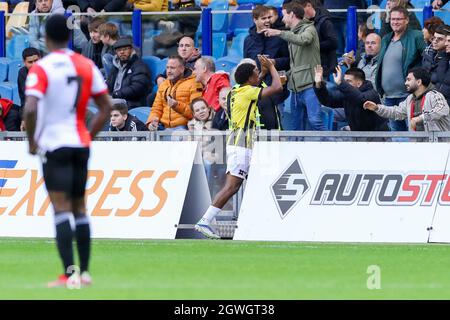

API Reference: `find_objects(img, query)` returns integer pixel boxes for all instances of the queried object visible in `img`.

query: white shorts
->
[226,145,252,180]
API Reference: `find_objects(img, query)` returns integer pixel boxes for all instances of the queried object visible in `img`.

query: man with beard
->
[364,67,450,132]
[106,37,152,108]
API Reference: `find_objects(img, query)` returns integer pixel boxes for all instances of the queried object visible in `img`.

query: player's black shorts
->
[42,147,90,198]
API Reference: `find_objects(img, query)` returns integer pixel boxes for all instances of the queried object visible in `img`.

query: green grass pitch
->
[2,238,450,299]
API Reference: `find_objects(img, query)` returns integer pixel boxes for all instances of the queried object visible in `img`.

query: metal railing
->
[0,5,443,60]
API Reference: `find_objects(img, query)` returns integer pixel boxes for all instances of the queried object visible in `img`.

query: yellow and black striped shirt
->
[226,84,262,149]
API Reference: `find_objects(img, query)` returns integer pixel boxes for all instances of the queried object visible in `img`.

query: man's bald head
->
[177,36,196,60]
[365,33,381,57]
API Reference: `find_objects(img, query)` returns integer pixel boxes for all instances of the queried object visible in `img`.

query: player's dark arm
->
[261,60,283,98]
[23,95,39,155]
[90,94,112,138]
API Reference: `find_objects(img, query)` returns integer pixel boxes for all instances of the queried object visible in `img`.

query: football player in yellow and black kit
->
[195,55,283,239]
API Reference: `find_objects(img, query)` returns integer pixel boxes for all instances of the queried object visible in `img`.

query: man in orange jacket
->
[146,55,203,131]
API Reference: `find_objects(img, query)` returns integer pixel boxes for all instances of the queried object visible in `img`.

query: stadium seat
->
[6,35,29,60]
[197,1,229,35]
[8,59,23,83]
[143,55,161,83]
[212,33,227,59]
[265,0,284,6]
[0,57,10,82]
[227,32,248,59]
[129,107,151,123]
[0,82,13,100]
[228,3,255,38]
[320,106,335,131]
[215,57,239,74]
[237,0,267,4]
[411,0,430,27]
[158,58,168,76]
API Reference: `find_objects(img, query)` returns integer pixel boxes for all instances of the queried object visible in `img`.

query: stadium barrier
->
[2,131,450,241]
[0,140,210,239]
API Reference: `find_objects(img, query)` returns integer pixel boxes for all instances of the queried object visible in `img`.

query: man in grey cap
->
[106,37,152,108]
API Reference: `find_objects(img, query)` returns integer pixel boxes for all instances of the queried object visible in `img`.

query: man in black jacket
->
[314,65,388,131]
[106,37,152,108]
[18,47,41,107]
[244,5,290,129]
[295,0,338,79]
[77,0,127,13]
[434,31,450,104]
[109,99,148,141]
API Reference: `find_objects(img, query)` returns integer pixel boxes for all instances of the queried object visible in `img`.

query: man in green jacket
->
[263,1,326,131]
[375,6,426,131]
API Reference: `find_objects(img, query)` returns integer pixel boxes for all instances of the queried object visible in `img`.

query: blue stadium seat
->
[227,32,249,59]
[197,1,229,37]
[12,83,19,105]
[228,3,255,38]
[157,58,168,76]
[0,82,13,100]
[6,35,29,60]
[143,55,161,83]
[320,106,335,131]
[215,57,239,74]
[265,0,284,6]
[8,59,23,83]
[212,32,227,59]
[0,57,10,82]
[237,0,267,4]
[129,106,151,123]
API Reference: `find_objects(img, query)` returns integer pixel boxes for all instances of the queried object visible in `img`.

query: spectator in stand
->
[314,65,388,131]
[109,99,148,140]
[432,0,449,9]
[212,87,230,131]
[98,22,120,77]
[295,0,338,79]
[193,56,230,113]
[188,97,214,181]
[380,0,422,38]
[168,0,201,40]
[128,0,169,11]
[18,48,41,108]
[263,2,326,131]
[81,17,105,69]
[432,29,450,104]
[146,55,203,131]
[106,37,152,108]
[267,5,286,30]
[365,68,450,132]
[375,6,425,131]
[188,97,213,131]
[422,17,444,71]
[427,25,449,84]
[156,36,200,87]
[77,0,127,13]
[0,98,22,132]
[244,5,289,129]
[29,0,65,53]
[343,33,381,89]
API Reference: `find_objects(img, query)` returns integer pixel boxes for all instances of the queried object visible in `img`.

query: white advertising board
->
[0,141,210,239]
[234,142,449,243]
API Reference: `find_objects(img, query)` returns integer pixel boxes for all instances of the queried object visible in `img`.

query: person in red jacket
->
[193,56,230,112]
